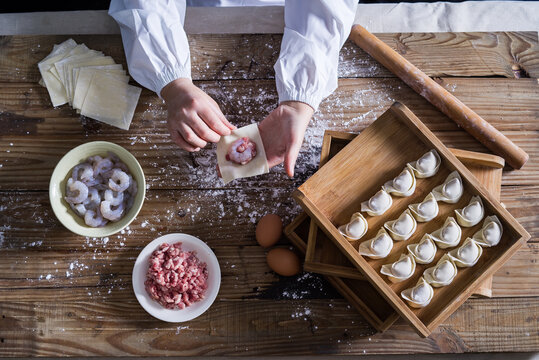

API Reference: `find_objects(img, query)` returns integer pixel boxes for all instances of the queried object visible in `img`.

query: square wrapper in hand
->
[216,123,269,184]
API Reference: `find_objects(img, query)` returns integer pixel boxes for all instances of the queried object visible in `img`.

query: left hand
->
[258,101,314,177]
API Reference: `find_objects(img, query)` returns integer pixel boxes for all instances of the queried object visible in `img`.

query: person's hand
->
[162,78,235,151]
[258,101,314,177]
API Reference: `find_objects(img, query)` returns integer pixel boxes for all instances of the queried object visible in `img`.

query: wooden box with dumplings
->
[293,102,530,337]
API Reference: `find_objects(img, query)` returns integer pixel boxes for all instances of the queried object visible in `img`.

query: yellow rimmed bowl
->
[49,141,145,237]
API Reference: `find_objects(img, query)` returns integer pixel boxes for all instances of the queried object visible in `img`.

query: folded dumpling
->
[407,234,437,264]
[338,212,368,240]
[455,195,484,227]
[423,254,458,287]
[361,189,393,216]
[381,253,416,283]
[473,215,503,247]
[432,171,463,204]
[384,209,417,241]
[407,149,441,178]
[408,192,439,222]
[382,167,416,197]
[429,217,462,249]
[358,228,393,259]
[401,277,434,308]
[448,238,483,267]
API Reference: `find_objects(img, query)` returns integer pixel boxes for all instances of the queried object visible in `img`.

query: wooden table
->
[0,32,538,356]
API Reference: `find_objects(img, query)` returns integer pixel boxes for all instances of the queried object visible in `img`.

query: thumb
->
[284,139,302,178]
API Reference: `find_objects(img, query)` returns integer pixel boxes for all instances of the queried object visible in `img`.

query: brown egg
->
[255,214,283,248]
[266,248,301,276]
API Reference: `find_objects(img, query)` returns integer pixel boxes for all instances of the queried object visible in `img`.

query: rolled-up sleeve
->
[274,0,357,111]
[109,0,191,98]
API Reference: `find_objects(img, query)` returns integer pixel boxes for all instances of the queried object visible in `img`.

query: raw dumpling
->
[384,209,417,241]
[338,212,368,240]
[407,234,437,264]
[423,254,458,287]
[382,167,416,197]
[401,277,434,308]
[408,192,439,222]
[429,217,462,249]
[448,238,483,267]
[361,189,393,216]
[381,253,416,283]
[455,195,484,227]
[432,171,463,204]
[473,215,503,247]
[407,149,441,178]
[358,228,393,259]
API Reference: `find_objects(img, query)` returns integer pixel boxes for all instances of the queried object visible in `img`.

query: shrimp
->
[226,137,257,165]
[100,200,124,221]
[126,175,138,196]
[65,178,89,204]
[108,168,130,192]
[71,163,93,182]
[104,189,124,206]
[84,187,101,210]
[87,155,103,168]
[70,203,87,217]
[93,157,113,176]
[85,208,108,227]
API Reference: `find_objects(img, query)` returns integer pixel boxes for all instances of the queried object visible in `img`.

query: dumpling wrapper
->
[407,234,437,264]
[473,215,503,247]
[449,238,483,267]
[455,195,484,227]
[430,216,462,249]
[80,72,141,130]
[407,149,441,178]
[216,123,269,184]
[408,192,439,222]
[338,212,368,241]
[358,228,393,259]
[401,277,433,308]
[64,55,116,104]
[432,171,463,204]
[361,189,392,216]
[73,68,128,111]
[384,209,417,241]
[381,253,416,283]
[38,41,84,106]
[382,167,416,197]
[423,254,458,287]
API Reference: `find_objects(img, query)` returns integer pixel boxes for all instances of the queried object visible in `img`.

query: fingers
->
[208,99,236,130]
[177,122,208,149]
[170,129,200,152]
[284,139,303,178]
[199,106,233,136]
[189,114,221,143]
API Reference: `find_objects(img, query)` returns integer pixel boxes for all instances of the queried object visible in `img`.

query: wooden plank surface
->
[0,31,538,353]
[0,32,537,83]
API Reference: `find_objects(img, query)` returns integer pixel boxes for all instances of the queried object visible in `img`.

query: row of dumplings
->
[339,169,471,245]
[361,149,442,218]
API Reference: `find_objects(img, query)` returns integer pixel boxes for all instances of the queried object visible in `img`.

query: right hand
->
[161,78,235,152]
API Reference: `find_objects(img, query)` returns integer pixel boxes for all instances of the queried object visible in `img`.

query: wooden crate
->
[304,131,504,297]
[293,102,530,337]
[285,213,399,332]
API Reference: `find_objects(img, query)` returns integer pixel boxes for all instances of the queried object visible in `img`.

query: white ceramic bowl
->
[132,233,221,322]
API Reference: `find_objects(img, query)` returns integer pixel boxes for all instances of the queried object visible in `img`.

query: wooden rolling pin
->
[350,25,529,170]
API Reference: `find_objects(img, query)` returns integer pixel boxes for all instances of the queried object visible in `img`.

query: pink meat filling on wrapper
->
[145,242,208,309]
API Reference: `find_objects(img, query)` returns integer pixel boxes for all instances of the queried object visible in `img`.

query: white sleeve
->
[274,0,358,111]
[108,0,191,98]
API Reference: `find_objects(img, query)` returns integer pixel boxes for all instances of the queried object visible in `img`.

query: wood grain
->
[0,297,537,356]
[294,103,530,336]
[0,32,537,83]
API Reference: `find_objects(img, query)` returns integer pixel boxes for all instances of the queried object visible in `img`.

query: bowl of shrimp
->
[49,141,146,237]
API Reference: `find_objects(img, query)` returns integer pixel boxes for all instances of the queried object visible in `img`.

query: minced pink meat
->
[145,242,208,310]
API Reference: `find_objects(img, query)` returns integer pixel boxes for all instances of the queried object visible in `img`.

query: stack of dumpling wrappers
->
[38,39,141,130]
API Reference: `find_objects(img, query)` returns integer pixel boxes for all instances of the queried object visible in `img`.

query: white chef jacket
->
[109,0,357,111]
